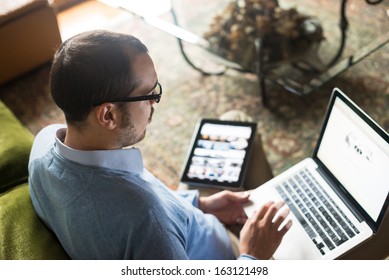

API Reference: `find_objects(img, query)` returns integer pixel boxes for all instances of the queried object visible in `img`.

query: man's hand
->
[239,201,292,260]
[198,190,250,225]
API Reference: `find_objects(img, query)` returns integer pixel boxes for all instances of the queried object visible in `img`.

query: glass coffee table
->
[98,0,389,107]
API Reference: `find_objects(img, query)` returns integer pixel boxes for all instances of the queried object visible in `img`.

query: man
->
[28,30,292,260]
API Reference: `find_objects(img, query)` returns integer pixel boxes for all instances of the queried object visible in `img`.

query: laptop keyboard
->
[276,168,360,256]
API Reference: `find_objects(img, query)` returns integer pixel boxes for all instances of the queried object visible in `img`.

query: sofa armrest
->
[0,0,62,85]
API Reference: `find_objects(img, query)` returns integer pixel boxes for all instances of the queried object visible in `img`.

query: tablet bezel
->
[180,119,257,190]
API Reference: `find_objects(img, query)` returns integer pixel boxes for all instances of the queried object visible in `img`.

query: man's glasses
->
[94,82,162,106]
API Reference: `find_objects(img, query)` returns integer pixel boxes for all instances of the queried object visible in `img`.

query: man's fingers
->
[278,219,293,237]
[252,201,274,221]
[263,201,285,222]
[272,208,290,229]
[236,216,248,224]
[223,190,250,203]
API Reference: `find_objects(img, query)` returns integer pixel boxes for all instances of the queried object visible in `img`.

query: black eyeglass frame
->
[94,82,162,106]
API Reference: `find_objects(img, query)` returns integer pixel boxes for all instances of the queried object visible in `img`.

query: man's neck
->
[63,124,119,151]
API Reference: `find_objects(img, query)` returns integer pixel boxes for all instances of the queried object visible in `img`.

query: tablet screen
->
[180,119,256,189]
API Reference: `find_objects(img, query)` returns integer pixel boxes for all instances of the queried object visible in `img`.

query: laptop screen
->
[316,89,389,229]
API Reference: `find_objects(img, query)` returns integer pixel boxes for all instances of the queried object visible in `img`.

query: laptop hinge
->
[315,163,364,224]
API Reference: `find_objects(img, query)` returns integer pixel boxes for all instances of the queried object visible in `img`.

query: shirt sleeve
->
[175,189,200,208]
[238,254,257,260]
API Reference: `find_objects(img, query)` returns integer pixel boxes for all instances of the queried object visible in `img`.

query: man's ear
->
[93,103,119,130]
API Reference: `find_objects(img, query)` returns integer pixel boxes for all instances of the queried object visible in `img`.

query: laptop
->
[244,87,389,259]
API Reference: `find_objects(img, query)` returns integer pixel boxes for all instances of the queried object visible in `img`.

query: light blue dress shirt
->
[28,124,243,260]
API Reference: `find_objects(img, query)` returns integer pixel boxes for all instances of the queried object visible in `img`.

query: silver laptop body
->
[244,88,389,259]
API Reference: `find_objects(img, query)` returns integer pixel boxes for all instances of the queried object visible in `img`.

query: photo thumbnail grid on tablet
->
[187,123,252,183]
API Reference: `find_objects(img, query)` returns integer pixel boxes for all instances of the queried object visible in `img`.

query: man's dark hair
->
[50,30,148,126]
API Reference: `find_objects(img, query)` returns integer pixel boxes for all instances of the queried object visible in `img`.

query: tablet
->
[180,119,257,190]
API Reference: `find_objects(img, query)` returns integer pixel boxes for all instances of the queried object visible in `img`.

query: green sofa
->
[0,100,69,260]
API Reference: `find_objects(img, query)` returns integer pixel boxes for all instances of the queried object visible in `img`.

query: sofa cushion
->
[0,183,69,259]
[0,101,33,192]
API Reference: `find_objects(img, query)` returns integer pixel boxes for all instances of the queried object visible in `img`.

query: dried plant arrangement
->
[203,0,324,70]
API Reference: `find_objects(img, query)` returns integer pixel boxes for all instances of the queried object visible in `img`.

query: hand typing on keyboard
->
[239,201,293,260]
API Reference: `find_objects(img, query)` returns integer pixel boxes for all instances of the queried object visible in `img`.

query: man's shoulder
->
[29,124,65,164]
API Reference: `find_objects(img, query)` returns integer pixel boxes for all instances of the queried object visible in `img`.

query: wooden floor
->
[56,1,131,40]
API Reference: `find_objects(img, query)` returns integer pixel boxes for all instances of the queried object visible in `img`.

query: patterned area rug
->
[1,0,388,189]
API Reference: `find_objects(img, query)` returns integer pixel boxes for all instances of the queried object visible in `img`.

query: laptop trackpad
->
[273,217,320,260]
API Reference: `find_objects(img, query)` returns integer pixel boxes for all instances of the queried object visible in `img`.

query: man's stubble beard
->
[118,106,153,147]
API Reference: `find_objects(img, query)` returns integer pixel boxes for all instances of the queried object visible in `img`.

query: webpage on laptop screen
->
[317,97,389,222]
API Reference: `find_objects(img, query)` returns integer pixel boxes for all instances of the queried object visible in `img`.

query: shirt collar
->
[54,128,144,173]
